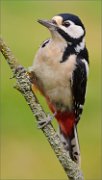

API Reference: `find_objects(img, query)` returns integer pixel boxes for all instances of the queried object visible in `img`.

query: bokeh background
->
[1,1,101,180]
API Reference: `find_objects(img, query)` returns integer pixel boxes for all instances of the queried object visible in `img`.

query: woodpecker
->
[29,13,89,165]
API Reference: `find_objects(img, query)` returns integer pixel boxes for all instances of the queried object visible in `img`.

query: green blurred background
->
[1,1,101,179]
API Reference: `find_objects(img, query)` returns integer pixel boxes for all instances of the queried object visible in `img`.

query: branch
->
[0,37,84,180]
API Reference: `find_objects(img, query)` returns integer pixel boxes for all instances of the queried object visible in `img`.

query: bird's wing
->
[71,57,89,123]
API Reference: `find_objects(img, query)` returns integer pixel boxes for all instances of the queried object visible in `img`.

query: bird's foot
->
[37,112,57,129]
[10,65,27,79]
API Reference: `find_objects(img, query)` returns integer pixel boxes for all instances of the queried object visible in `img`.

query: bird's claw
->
[37,112,57,129]
[10,65,27,79]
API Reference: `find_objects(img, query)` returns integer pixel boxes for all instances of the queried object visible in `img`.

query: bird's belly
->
[33,62,73,111]
[31,52,76,111]
[46,86,73,111]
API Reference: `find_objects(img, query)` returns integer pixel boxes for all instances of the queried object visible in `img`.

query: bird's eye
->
[63,21,70,27]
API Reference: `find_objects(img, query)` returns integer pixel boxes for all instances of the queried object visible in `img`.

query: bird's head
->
[38,13,85,45]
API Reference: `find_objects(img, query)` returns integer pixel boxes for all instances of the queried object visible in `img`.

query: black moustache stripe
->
[57,27,85,45]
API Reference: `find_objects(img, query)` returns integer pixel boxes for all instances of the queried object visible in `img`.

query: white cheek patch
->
[60,24,84,39]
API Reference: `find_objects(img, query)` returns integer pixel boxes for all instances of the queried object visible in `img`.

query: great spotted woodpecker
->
[29,13,89,166]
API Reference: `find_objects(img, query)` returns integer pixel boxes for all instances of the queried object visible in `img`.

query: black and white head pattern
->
[52,13,85,43]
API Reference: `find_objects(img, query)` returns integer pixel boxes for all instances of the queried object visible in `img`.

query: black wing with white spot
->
[72,57,88,123]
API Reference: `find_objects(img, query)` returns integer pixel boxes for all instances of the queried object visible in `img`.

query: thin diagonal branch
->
[0,37,84,180]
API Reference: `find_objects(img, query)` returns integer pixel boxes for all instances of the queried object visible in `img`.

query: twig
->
[0,37,84,180]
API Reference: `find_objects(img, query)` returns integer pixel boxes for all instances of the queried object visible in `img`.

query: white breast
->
[30,40,77,111]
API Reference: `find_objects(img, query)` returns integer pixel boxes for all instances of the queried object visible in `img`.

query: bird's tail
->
[58,125,81,166]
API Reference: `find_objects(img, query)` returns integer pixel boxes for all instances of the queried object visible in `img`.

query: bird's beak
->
[37,19,57,30]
